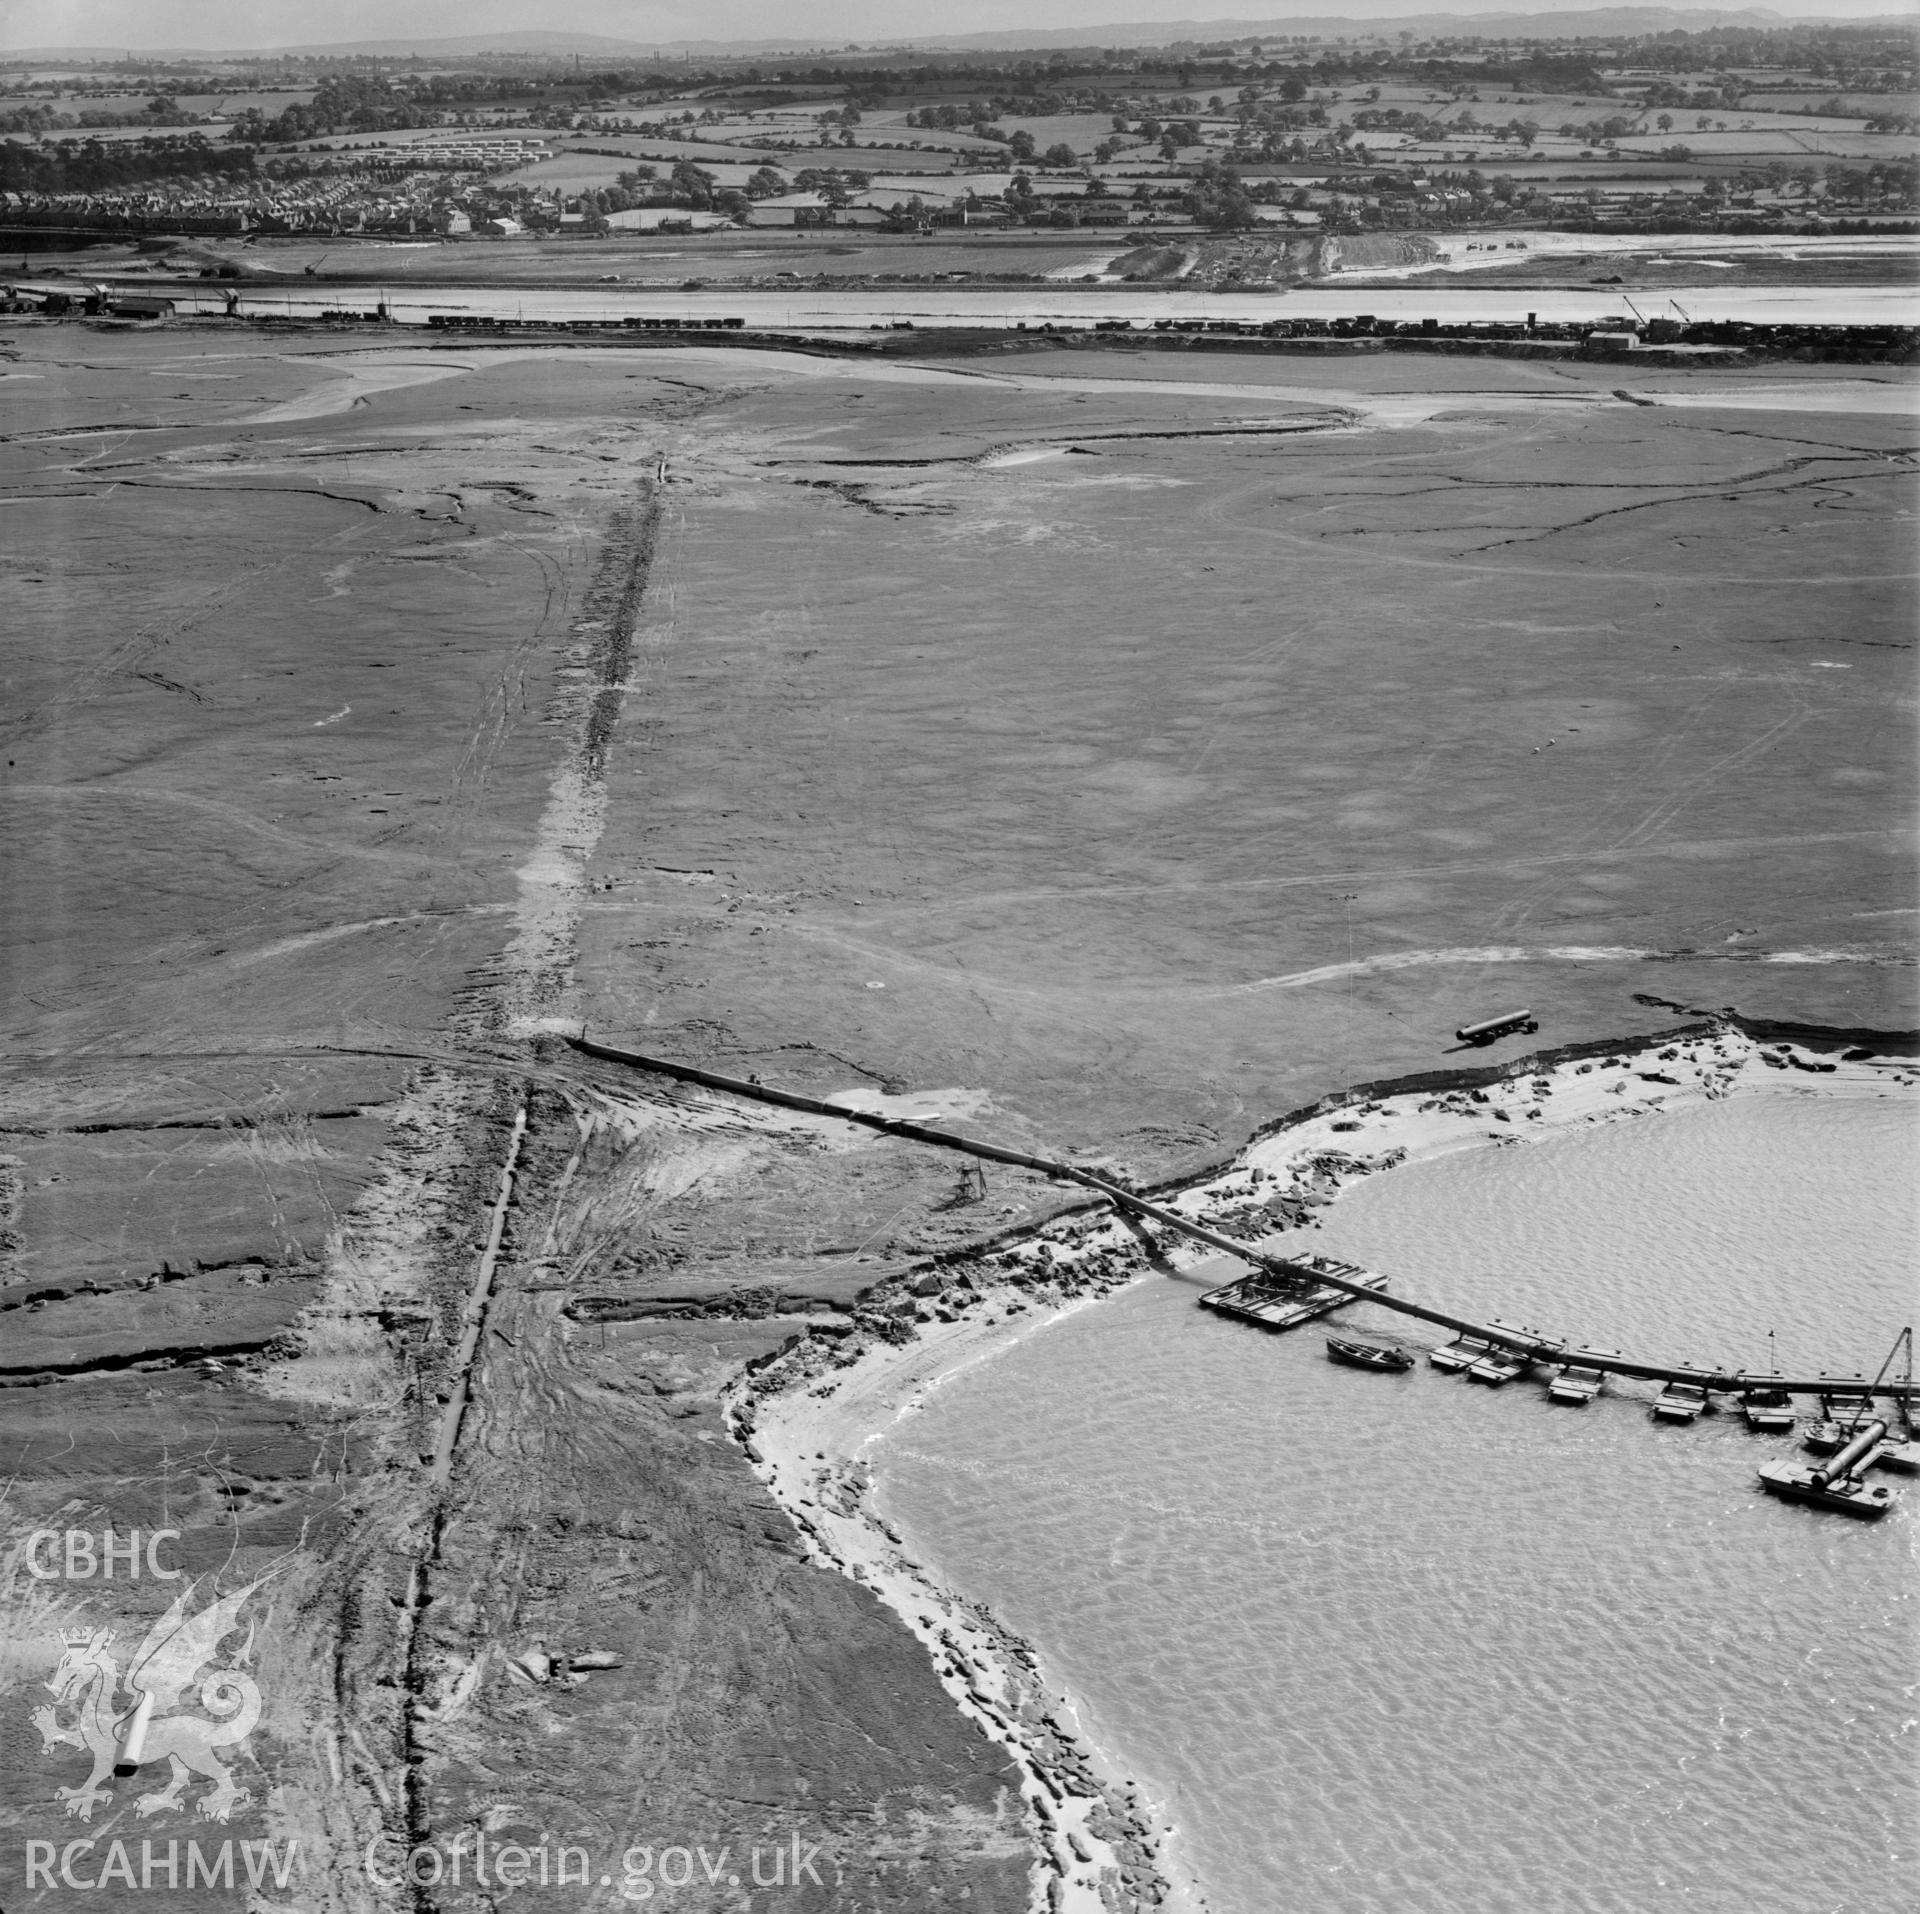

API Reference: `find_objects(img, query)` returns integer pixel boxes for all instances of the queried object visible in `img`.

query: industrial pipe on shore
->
[1456,1009,1537,1045]
[566,1035,1916,1404]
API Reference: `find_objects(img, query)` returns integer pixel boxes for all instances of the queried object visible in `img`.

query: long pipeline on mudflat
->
[565,1035,1914,1402]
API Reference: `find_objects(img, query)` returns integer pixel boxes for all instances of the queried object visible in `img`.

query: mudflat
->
[3,320,1913,1908]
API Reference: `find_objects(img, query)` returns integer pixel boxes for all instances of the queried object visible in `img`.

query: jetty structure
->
[1198,1256,1387,1332]
[1872,1332,1920,1472]
[567,1032,1919,1412]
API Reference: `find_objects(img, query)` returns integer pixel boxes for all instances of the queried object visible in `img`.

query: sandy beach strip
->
[727,1023,1915,1914]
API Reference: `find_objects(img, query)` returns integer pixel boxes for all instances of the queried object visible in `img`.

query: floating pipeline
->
[565,1030,1918,1405]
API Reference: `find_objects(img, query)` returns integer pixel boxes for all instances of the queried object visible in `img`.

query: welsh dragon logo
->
[30,1577,267,1823]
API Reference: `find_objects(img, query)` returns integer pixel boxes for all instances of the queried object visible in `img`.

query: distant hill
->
[4,32,685,60]
[9,7,1913,63]
[914,10,1798,48]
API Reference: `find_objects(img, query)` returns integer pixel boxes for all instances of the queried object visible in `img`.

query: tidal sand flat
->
[861,1066,1918,1914]
[4,320,1912,1912]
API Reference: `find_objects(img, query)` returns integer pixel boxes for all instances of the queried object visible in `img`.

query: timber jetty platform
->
[1198,1256,1388,1332]
[566,1033,1917,1409]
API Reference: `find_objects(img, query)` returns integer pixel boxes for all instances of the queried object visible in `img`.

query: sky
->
[1,0,1912,54]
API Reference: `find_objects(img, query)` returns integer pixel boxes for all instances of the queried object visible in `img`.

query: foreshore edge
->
[725,1010,1917,1914]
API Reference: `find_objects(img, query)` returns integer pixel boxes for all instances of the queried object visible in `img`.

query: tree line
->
[0,133,256,194]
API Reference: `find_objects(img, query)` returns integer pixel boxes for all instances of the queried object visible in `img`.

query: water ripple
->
[876,1092,1917,1914]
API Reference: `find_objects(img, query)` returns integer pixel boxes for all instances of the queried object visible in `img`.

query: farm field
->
[38,228,1141,286]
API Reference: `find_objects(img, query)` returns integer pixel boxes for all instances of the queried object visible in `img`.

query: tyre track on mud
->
[371,473,669,1891]
[215,462,670,1913]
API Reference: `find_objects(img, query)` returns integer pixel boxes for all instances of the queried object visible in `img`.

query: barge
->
[1547,1350,1618,1405]
[1199,1255,1388,1333]
[1759,1421,1897,1519]
[1652,1379,1711,1423]
[1740,1384,1798,1434]
[1430,1333,1496,1373]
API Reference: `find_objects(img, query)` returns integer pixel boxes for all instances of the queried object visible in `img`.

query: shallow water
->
[874,1087,1918,1914]
[148,282,1920,330]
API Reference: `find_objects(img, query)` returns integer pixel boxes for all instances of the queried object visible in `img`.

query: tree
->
[1657,113,1674,133]
[668,158,716,207]
[1008,128,1036,162]
[1185,157,1257,229]
[1042,142,1077,168]
[793,167,854,205]
[746,165,788,198]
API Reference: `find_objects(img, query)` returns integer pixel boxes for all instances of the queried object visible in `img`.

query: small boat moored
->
[1802,1415,1849,1455]
[1325,1336,1415,1373]
[1871,1436,1920,1474]
[1652,1379,1711,1423]
[1803,1383,1874,1453]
